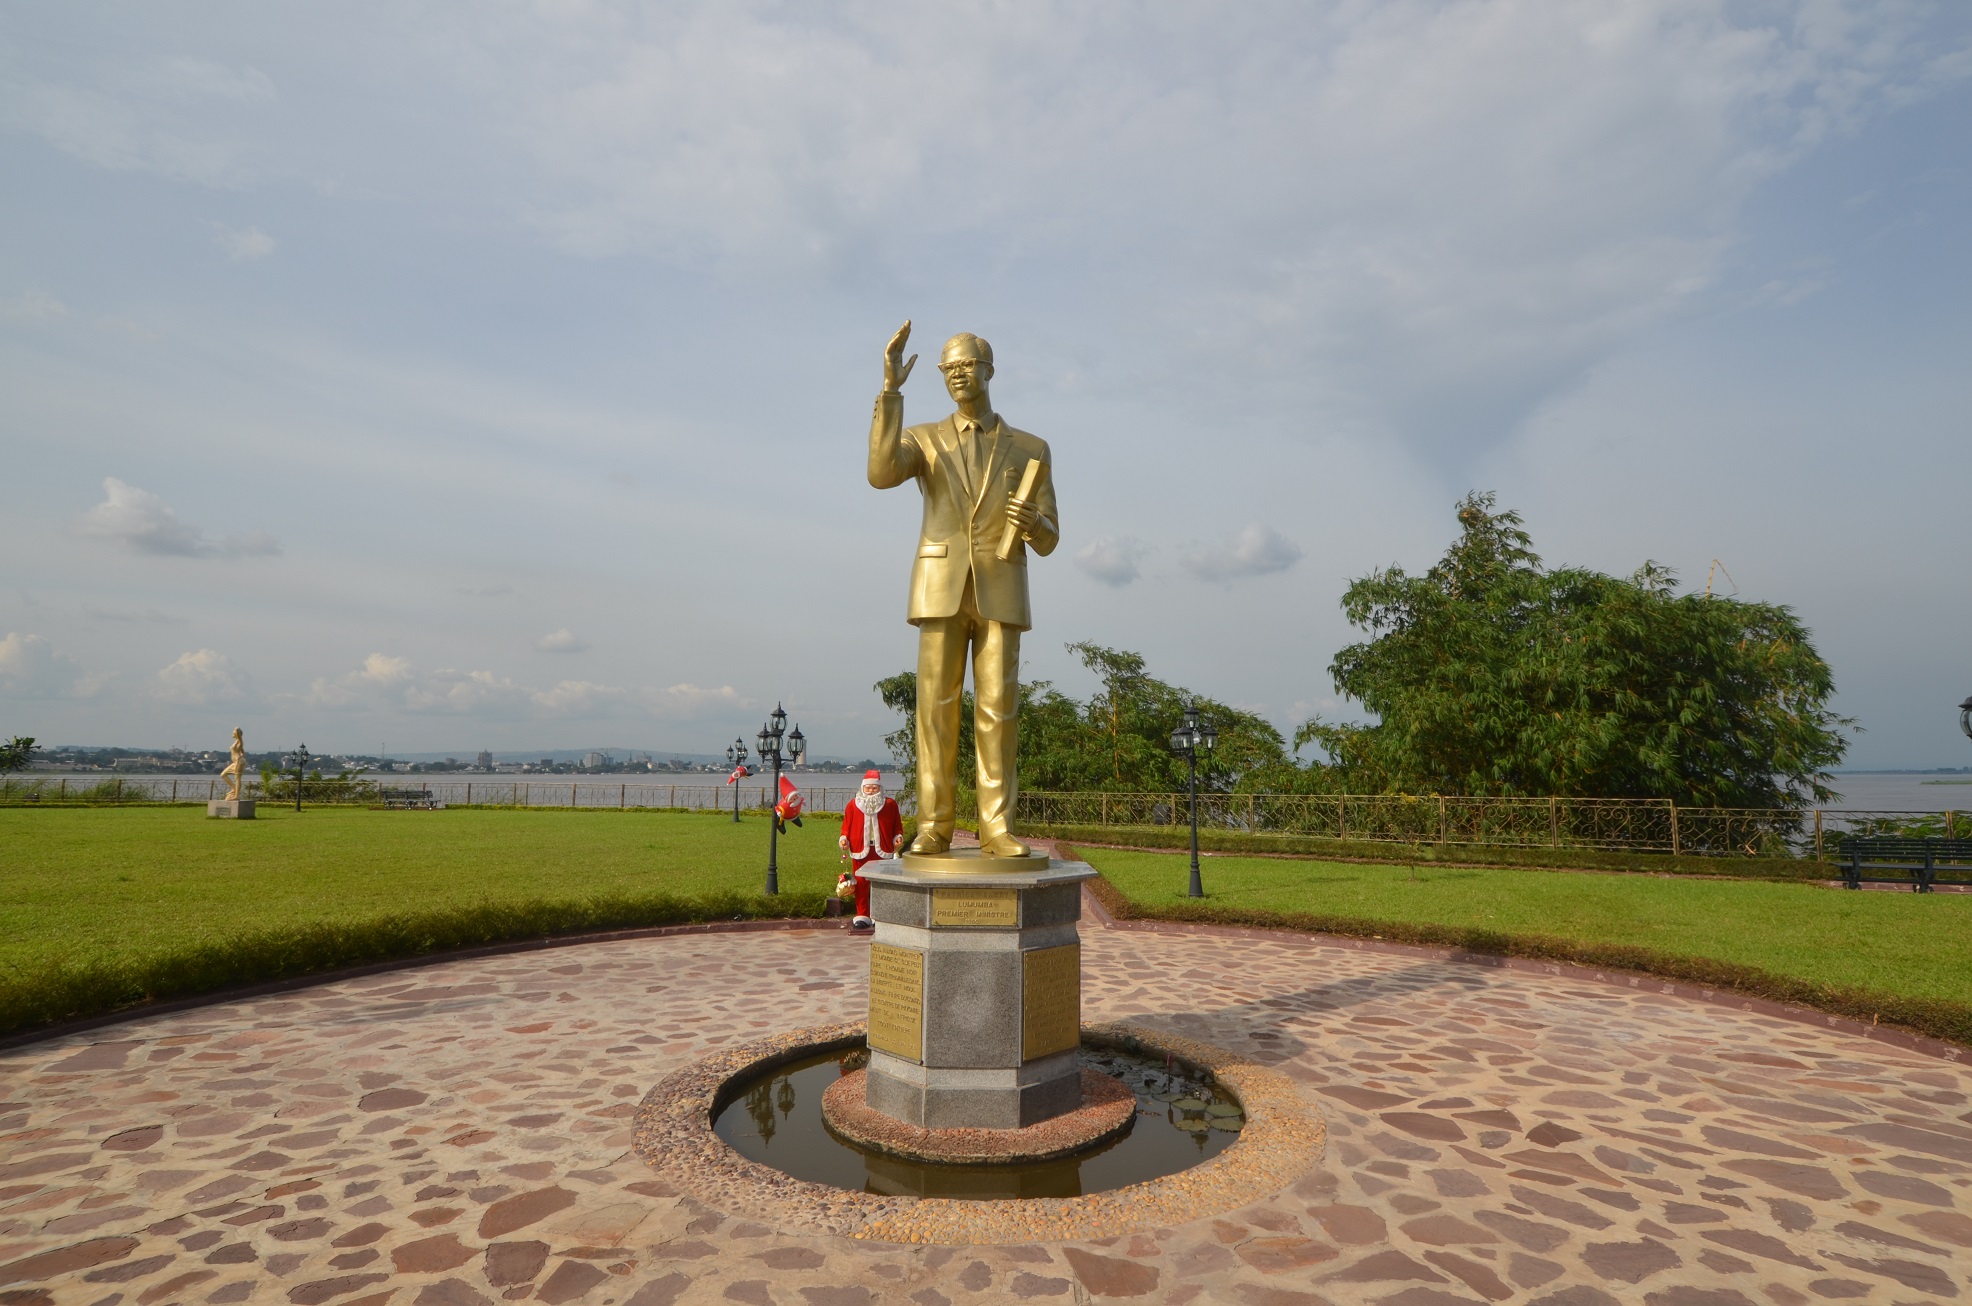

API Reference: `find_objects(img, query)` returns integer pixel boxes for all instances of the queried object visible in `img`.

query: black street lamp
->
[755,704,806,896]
[1959,696,1972,746]
[289,743,311,813]
[725,738,749,824]
[1168,705,1218,898]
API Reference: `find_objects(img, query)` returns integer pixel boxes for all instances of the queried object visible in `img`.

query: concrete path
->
[3,906,1969,1304]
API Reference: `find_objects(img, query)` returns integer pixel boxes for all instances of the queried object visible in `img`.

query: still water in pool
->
[712,1045,1242,1199]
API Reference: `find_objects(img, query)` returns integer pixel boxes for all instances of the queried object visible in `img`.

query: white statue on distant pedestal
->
[209,729,255,818]
[218,729,245,804]
[220,728,246,801]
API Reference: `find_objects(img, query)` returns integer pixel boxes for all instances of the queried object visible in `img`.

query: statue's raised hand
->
[883,320,917,394]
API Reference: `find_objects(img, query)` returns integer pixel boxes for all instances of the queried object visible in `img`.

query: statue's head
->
[939,333,993,404]
[232,727,243,742]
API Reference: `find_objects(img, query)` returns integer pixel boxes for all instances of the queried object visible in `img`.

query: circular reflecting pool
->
[712,1044,1242,1199]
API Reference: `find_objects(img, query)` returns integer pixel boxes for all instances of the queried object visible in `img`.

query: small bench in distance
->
[1841,836,1972,893]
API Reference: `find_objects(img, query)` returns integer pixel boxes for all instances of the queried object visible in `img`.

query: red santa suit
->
[838,772,903,920]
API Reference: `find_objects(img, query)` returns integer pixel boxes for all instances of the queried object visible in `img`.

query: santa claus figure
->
[838,770,903,928]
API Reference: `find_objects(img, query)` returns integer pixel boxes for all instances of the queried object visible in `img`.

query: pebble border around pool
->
[630,1020,1327,1244]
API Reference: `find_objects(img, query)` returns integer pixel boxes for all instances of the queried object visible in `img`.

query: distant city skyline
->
[4,3,1970,768]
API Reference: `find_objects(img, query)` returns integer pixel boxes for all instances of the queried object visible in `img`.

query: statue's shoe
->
[978,833,1032,858]
[909,830,952,855]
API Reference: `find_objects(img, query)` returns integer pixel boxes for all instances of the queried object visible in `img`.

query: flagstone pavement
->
[3,897,1970,1305]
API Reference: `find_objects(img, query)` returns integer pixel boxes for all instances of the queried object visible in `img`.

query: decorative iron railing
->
[6,776,1963,863]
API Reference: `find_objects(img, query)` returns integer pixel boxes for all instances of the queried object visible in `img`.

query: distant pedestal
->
[208,799,256,819]
[857,853,1097,1129]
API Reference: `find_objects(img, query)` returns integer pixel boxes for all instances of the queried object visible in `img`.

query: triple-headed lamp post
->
[289,743,310,813]
[725,738,749,823]
[755,704,805,896]
[1169,705,1218,899]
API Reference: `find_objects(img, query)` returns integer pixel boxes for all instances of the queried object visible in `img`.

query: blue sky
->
[3,1,1969,769]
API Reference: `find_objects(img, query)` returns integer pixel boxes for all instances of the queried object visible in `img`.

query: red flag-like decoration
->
[774,774,804,832]
[726,764,751,785]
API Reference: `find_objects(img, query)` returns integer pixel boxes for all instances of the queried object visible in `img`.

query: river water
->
[14,770,1969,811]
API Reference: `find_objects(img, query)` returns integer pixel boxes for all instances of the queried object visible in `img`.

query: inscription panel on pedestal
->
[868,943,925,1062]
[1022,943,1080,1060]
[931,886,1018,927]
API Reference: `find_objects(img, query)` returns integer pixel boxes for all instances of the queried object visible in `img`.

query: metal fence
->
[1014,790,1967,862]
[8,776,1964,863]
[0,776,870,815]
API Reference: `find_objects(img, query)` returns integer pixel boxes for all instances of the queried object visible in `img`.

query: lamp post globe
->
[1960,696,1972,744]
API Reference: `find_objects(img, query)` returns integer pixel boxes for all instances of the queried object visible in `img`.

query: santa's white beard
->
[854,790,888,858]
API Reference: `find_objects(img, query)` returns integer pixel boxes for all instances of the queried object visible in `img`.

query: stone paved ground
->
[3,904,1970,1305]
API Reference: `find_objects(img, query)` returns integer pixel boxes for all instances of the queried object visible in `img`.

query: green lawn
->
[1085,849,1972,1005]
[7,807,1969,1042]
[1,805,846,971]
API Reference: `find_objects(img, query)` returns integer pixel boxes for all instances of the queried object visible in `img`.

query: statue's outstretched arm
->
[869,320,924,489]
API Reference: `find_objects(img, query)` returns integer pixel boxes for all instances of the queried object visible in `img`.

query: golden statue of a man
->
[220,727,246,801]
[868,322,1058,857]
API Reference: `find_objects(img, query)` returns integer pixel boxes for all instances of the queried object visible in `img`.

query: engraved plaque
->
[867,943,925,1062]
[931,886,1017,927]
[1021,943,1080,1060]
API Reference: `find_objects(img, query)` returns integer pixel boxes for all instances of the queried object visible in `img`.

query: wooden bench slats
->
[1841,837,1972,893]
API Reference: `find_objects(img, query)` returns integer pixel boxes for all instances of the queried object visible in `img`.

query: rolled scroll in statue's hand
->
[998,458,1043,562]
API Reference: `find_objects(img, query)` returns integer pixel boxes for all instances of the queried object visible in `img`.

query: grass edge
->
[0,888,830,1040]
[1057,842,1972,1051]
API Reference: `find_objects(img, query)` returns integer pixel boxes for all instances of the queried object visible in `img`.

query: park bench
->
[379,787,444,811]
[1840,837,1972,892]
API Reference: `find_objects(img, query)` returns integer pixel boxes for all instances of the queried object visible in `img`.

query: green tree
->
[875,644,1294,796]
[0,736,37,772]
[1299,493,1850,807]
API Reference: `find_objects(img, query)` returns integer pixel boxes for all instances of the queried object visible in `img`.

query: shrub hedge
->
[1033,823,1829,881]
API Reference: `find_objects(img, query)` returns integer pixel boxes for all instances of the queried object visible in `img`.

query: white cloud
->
[213,224,276,261]
[0,54,274,187]
[78,477,204,555]
[1075,535,1149,588]
[425,2,1960,446]
[653,683,746,717]
[0,632,86,699]
[154,648,261,708]
[537,628,587,653]
[308,653,627,718]
[1181,523,1303,583]
[75,478,282,558]
[1,290,71,321]
[532,680,623,714]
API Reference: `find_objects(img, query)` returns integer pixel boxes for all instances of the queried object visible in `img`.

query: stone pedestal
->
[207,799,256,819]
[857,853,1097,1129]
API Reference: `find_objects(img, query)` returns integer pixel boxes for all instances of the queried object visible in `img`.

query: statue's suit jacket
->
[868,392,1059,631]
